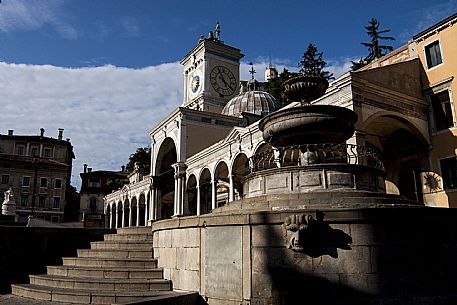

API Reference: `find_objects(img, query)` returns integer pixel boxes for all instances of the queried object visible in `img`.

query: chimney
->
[58,128,64,141]
[40,128,45,137]
[8,130,13,136]
[88,167,92,173]
[121,165,125,172]
[83,164,88,173]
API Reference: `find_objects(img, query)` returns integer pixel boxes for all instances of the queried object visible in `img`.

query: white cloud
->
[0,0,78,39]
[0,54,354,192]
[0,62,183,190]
[327,57,357,79]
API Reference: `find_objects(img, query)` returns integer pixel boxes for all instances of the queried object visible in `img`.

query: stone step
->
[29,274,171,292]
[47,265,164,279]
[63,257,158,269]
[77,249,153,259]
[11,284,178,304]
[91,240,153,250]
[103,233,153,242]
[116,226,151,235]
[115,291,200,305]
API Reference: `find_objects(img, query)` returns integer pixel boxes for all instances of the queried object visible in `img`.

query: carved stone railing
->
[248,143,385,173]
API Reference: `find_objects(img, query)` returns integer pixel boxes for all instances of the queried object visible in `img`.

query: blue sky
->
[0,0,456,189]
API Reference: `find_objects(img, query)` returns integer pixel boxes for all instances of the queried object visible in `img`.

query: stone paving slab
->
[0,294,77,305]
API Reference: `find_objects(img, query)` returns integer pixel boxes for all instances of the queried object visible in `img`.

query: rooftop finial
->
[248,62,256,80]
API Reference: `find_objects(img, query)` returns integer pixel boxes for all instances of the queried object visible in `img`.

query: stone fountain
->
[151,74,457,305]
[242,74,418,207]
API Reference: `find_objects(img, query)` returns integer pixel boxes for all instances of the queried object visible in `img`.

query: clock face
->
[210,66,237,96]
[191,74,200,93]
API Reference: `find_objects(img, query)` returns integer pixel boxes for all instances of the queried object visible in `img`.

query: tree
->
[106,178,130,190]
[264,44,333,106]
[298,43,334,81]
[126,147,151,173]
[352,18,395,70]
[264,68,298,105]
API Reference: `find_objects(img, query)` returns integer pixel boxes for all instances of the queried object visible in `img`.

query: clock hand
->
[219,74,234,90]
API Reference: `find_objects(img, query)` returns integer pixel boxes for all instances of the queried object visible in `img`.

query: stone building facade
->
[0,128,74,223]
[105,13,457,227]
[79,164,128,226]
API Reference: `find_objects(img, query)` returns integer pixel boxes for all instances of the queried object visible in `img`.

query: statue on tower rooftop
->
[215,21,220,41]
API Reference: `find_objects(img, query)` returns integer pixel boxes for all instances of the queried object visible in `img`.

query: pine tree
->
[352,18,395,70]
[299,43,334,81]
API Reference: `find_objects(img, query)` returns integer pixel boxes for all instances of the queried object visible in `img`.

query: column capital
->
[172,162,187,178]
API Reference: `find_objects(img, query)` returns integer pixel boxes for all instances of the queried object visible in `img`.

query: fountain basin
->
[259,105,358,147]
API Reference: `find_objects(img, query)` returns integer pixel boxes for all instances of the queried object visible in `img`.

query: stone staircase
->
[11,227,197,305]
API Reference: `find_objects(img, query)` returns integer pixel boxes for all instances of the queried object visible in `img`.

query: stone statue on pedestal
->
[2,188,17,216]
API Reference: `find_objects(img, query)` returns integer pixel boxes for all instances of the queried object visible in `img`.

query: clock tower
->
[181,33,244,113]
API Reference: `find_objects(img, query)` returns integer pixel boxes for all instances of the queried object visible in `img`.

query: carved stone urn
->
[259,75,358,147]
[283,75,329,104]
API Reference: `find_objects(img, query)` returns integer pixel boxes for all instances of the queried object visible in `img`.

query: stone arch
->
[117,201,122,228]
[199,168,212,214]
[139,193,146,226]
[123,199,130,227]
[155,137,177,219]
[131,197,138,227]
[231,153,249,200]
[360,111,429,147]
[186,174,198,215]
[214,161,230,207]
[362,114,429,202]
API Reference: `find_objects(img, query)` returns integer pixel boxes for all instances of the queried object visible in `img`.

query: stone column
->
[128,200,133,227]
[173,176,178,215]
[229,174,235,202]
[109,205,113,229]
[172,162,187,216]
[120,204,124,227]
[144,191,149,226]
[211,179,216,210]
[196,185,201,215]
[149,187,157,223]
[148,177,162,224]
[136,196,140,227]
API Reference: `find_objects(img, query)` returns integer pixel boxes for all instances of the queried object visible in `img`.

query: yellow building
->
[359,12,457,207]
[413,13,457,207]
